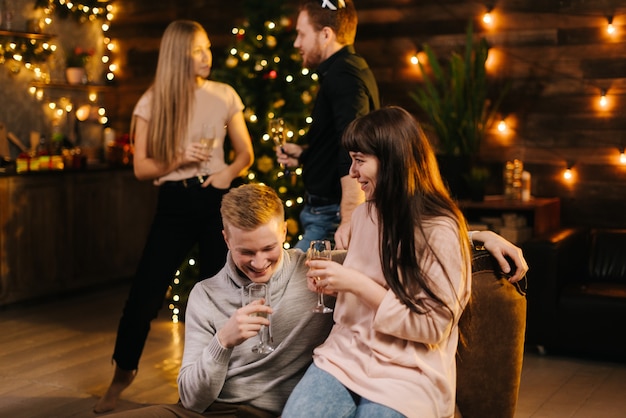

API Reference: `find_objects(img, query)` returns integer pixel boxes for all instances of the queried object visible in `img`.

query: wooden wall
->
[108,0,626,229]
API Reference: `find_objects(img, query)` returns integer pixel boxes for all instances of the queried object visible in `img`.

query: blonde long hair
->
[132,20,204,163]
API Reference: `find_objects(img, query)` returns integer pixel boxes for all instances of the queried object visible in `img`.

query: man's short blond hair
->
[221,184,285,232]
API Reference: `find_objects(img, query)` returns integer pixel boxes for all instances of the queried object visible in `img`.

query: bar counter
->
[0,166,158,306]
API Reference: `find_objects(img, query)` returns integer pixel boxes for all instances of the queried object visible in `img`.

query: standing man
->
[277,0,379,251]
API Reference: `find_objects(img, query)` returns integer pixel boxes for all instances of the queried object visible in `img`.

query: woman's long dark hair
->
[342,106,470,316]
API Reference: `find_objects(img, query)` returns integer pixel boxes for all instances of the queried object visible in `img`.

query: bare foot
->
[93,365,137,413]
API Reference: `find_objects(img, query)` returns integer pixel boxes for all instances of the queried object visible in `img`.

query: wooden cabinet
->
[458,196,561,242]
[0,169,158,306]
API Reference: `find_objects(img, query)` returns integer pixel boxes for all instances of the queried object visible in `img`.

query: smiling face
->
[349,151,379,201]
[223,217,287,283]
[190,30,212,82]
[294,10,326,69]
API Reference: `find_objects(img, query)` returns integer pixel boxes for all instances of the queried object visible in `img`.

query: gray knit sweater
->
[178,249,344,415]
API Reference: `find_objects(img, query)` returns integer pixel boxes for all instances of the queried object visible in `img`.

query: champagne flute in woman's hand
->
[308,240,333,314]
[244,283,275,354]
[199,124,216,175]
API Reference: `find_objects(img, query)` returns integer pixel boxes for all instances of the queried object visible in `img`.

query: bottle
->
[34,135,49,171]
[51,126,64,156]
[2,1,13,31]
[521,171,531,201]
[503,160,514,199]
[512,159,523,200]
[36,135,48,155]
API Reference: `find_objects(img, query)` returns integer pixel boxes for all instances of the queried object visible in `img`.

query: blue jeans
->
[295,203,340,252]
[282,364,405,418]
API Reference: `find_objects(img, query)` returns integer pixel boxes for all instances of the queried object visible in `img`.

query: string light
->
[404,9,626,176]
[482,6,494,25]
[607,16,615,35]
[563,165,574,181]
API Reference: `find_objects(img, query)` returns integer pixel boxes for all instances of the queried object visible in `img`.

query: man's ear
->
[222,229,230,249]
[281,221,287,242]
[321,26,335,42]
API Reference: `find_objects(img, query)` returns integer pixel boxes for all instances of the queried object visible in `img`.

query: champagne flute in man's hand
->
[244,283,275,354]
[270,118,289,174]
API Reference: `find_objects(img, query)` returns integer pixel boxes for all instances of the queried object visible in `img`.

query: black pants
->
[112,179,241,370]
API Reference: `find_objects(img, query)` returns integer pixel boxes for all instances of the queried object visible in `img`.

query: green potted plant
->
[65,46,94,84]
[464,165,490,201]
[410,22,506,199]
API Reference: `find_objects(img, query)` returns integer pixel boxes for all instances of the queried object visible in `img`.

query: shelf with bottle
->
[0,28,54,40]
[29,81,110,92]
[16,131,87,173]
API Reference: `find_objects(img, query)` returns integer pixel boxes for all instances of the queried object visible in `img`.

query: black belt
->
[162,175,207,189]
[305,193,340,207]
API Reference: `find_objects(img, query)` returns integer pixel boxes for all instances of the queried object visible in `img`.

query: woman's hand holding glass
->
[198,124,217,175]
[306,256,388,312]
[307,240,334,314]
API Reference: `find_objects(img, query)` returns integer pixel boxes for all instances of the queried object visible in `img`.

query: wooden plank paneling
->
[104,0,626,229]
[0,170,158,306]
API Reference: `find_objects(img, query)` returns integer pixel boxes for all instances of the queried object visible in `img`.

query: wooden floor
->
[1,282,626,418]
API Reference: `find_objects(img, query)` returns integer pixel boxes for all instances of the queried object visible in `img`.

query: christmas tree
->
[213,0,317,246]
[168,0,317,322]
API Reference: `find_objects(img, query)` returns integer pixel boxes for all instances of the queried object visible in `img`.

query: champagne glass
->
[244,283,275,354]
[270,118,289,174]
[199,124,216,175]
[308,240,333,314]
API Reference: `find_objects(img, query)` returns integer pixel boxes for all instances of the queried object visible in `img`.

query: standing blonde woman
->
[95,20,253,413]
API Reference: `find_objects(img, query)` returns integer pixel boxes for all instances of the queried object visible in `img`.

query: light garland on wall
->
[27,0,116,128]
[410,3,626,182]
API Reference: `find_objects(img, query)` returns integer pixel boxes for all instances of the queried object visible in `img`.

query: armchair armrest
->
[456,249,527,418]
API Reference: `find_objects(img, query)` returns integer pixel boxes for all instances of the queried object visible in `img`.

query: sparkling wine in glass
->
[244,282,275,354]
[199,124,216,175]
[270,118,288,174]
[308,240,333,314]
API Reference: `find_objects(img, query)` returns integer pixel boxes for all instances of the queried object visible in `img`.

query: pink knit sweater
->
[313,203,471,418]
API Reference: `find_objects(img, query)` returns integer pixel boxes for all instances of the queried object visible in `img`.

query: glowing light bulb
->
[600,92,607,107]
[483,12,493,25]
[498,120,507,132]
[620,152,626,165]
[607,17,615,34]
[410,54,419,65]
[563,168,573,180]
